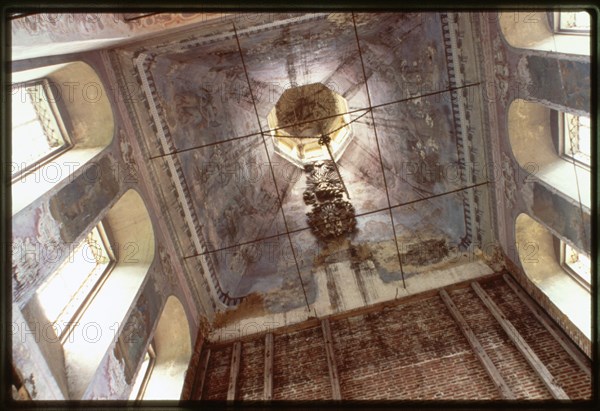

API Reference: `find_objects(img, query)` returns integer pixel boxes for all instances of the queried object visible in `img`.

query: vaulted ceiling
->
[112,12,494,316]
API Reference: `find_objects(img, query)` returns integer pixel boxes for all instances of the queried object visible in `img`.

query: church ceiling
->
[112,12,491,314]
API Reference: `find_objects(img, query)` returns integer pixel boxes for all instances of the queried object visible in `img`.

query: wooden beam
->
[194,348,211,400]
[264,333,273,400]
[439,289,515,399]
[502,274,591,378]
[471,282,569,400]
[320,319,342,400]
[227,342,242,401]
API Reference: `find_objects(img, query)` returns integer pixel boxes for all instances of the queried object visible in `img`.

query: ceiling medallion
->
[303,161,356,241]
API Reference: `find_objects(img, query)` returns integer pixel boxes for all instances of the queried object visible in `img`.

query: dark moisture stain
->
[326,266,343,311]
[314,241,374,268]
[400,238,449,266]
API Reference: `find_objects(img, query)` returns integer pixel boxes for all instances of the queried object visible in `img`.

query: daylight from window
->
[11,81,67,178]
[558,11,591,32]
[563,241,591,288]
[129,346,155,400]
[563,113,591,166]
[35,224,113,337]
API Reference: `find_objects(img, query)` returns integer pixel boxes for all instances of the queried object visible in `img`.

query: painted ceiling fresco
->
[118,12,491,312]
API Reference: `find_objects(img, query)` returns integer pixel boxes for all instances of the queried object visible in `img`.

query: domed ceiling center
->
[267,83,353,168]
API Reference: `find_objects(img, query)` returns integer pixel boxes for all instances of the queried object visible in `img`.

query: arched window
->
[23,189,155,399]
[11,61,114,214]
[129,296,192,400]
[514,213,590,339]
[11,80,71,180]
[34,221,115,342]
[507,98,590,208]
[499,11,590,55]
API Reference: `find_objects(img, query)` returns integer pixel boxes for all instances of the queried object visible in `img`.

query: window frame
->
[59,221,116,342]
[11,364,32,400]
[40,221,117,343]
[553,11,591,35]
[558,111,591,170]
[131,343,156,401]
[11,78,72,182]
[559,240,591,292]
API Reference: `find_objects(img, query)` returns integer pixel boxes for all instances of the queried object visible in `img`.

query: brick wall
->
[331,297,500,399]
[448,287,551,399]
[237,338,264,400]
[272,326,331,400]
[481,277,592,399]
[193,274,591,401]
[202,345,231,400]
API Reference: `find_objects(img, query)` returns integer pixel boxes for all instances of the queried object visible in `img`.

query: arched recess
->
[507,99,590,208]
[12,61,114,214]
[139,295,192,400]
[499,11,590,55]
[60,189,155,400]
[515,213,590,339]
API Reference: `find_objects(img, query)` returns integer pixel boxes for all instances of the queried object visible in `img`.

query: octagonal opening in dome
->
[267,83,354,168]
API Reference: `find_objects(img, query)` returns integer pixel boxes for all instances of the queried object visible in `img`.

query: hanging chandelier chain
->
[318,134,331,146]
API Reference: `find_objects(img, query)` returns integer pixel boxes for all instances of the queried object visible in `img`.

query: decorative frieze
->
[118,128,139,183]
[501,152,517,207]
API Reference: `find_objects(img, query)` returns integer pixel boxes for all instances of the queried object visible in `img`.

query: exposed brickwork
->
[202,345,231,400]
[198,276,591,401]
[181,335,204,400]
[272,326,331,400]
[481,278,592,399]
[330,296,499,400]
[237,337,264,400]
[449,287,551,399]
